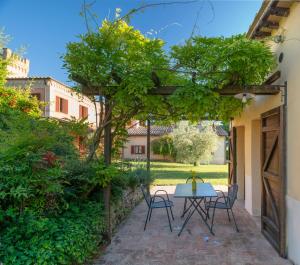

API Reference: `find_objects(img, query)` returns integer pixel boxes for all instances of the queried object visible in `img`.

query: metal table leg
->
[178,197,215,236]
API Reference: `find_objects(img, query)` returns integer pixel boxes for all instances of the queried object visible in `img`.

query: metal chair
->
[205,184,239,233]
[181,176,204,217]
[141,184,174,232]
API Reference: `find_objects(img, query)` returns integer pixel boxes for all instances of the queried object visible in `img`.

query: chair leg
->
[226,209,231,222]
[182,198,187,217]
[206,208,210,220]
[165,207,172,232]
[230,208,239,232]
[149,208,153,221]
[170,206,175,220]
[144,207,151,231]
[210,207,217,234]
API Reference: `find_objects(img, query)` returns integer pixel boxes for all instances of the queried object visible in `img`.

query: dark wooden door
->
[261,106,286,257]
[228,127,237,185]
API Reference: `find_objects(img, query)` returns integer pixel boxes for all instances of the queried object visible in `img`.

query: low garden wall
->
[111,187,143,230]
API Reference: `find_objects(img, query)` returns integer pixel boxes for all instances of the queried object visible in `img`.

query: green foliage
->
[0,86,42,117]
[169,34,276,121]
[0,202,106,265]
[151,135,176,158]
[0,111,81,214]
[171,121,218,165]
[0,29,9,88]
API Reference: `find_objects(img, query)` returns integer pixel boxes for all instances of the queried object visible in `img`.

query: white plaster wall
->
[48,79,99,126]
[286,195,300,265]
[236,126,245,201]
[6,78,99,127]
[233,2,300,263]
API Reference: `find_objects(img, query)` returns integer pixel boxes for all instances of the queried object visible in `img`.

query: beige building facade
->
[2,47,99,127]
[6,77,99,127]
[123,123,227,164]
[232,1,300,264]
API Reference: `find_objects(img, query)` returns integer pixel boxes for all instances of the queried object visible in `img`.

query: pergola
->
[83,69,286,173]
[79,67,287,241]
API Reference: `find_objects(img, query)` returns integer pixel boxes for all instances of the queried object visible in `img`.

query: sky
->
[0,0,262,84]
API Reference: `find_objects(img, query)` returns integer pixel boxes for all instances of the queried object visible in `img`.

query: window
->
[55,96,68,114]
[131,145,145,154]
[31,93,41,100]
[79,105,88,119]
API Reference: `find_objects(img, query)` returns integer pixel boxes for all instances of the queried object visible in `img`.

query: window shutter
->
[63,99,68,114]
[141,146,145,154]
[131,146,134,154]
[55,96,60,112]
[79,105,82,119]
[85,107,88,118]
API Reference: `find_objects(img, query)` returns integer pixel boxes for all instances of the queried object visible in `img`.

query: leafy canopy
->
[168,35,276,121]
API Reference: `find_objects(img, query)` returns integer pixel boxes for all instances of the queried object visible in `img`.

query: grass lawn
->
[149,161,228,186]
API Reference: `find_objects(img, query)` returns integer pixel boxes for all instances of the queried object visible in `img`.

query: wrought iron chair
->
[205,184,239,233]
[141,184,174,232]
[181,176,205,217]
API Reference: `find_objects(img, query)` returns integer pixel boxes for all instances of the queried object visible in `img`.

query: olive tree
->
[171,121,218,165]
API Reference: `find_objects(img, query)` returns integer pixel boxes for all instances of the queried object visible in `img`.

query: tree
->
[151,135,175,159]
[168,35,276,121]
[63,20,174,162]
[171,121,218,165]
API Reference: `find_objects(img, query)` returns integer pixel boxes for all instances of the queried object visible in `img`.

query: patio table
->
[174,183,218,236]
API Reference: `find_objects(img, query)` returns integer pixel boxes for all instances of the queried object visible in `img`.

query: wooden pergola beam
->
[268,6,290,17]
[218,85,282,96]
[81,84,283,97]
[249,1,292,39]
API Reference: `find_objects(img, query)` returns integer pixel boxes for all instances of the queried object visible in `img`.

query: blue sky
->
[0,0,262,84]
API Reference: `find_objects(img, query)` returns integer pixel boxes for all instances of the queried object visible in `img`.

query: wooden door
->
[261,106,286,257]
[228,127,237,185]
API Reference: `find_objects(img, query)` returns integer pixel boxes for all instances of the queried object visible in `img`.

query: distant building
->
[2,48,99,128]
[122,121,228,164]
[6,77,98,127]
[1,48,30,78]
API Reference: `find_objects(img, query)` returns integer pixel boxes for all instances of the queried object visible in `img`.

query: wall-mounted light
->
[234,92,255,104]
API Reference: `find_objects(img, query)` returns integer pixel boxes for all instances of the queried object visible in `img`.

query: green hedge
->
[0,202,106,265]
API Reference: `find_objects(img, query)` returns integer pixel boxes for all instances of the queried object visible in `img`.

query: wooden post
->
[103,100,112,242]
[146,119,151,193]
[147,119,151,173]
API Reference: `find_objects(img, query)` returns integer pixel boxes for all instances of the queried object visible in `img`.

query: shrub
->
[151,135,176,159]
[0,202,106,265]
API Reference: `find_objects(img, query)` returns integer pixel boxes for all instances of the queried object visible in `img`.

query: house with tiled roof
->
[122,121,228,164]
[2,48,99,128]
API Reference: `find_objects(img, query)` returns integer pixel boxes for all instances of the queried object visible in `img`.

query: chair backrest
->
[140,184,151,207]
[228,184,238,208]
[186,175,204,184]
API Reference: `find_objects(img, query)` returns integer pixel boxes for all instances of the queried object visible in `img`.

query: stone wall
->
[111,187,143,230]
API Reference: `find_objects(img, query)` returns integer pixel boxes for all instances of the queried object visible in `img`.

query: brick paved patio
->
[94,186,291,265]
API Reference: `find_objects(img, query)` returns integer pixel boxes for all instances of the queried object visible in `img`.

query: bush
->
[151,135,175,159]
[0,202,106,265]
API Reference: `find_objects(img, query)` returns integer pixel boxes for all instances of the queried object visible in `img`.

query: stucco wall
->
[48,79,98,126]
[6,78,99,127]
[233,2,300,263]
[123,135,226,164]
